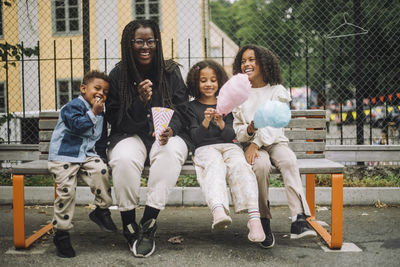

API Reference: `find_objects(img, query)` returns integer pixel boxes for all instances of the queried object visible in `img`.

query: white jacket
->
[232,84,290,148]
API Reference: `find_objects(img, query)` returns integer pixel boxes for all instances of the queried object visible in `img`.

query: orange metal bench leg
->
[306,174,316,217]
[330,173,343,248]
[13,174,53,249]
[305,173,343,249]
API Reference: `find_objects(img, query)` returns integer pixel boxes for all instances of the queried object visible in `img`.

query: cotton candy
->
[216,73,251,115]
[254,100,291,128]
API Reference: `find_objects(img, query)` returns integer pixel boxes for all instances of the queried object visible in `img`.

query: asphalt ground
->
[0,204,399,267]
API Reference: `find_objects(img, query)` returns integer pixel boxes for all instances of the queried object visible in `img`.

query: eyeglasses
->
[131,38,158,48]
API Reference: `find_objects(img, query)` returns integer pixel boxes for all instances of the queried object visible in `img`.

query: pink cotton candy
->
[216,73,251,115]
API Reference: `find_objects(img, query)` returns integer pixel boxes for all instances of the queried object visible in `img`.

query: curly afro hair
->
[232,44,282,86]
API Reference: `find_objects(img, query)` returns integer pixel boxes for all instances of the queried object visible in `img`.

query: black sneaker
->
[53,230,76,258]
[133,219,157,258]
[290,213,317,239]
[89,207,117,233]
[260,218,275,249]
[123,222,140,252]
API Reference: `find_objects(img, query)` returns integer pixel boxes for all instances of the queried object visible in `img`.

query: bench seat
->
[12,157,344,176]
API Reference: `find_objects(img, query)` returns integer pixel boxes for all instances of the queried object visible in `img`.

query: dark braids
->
[233,44,282,86]
[117,19,175,126]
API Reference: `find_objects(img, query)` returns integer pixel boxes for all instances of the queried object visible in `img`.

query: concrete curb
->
[0,186,399,206]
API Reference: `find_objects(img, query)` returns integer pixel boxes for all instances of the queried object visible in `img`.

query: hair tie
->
[196,65,200,70]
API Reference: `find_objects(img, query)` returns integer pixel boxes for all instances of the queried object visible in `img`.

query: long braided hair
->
[233,44,282,86]
[117,19,175,126]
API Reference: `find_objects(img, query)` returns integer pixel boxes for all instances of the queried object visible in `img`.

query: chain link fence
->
[0,0,399,145]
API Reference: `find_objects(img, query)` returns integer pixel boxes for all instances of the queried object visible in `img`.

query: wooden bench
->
[325,144,400,163]
[0,144,39,163]
[11,109,344,249]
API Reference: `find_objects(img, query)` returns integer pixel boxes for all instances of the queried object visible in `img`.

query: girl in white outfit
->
[185,60,265,243]
[232,45,317,249]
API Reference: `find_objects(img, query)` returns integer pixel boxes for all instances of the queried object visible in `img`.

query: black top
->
[187,100,236,150]
[99,63,192,158]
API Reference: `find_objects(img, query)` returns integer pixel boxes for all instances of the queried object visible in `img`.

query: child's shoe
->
[53,230,76,258]
[260,218,275,248]
[133,219,157,258]
[89,206,117,233]
[290,213,317,239]
[247,219,266,243]
[123,222,140,252]
[211,207,232,230]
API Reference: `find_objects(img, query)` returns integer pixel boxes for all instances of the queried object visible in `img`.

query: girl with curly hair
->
[232,45,317,249]
[186,60,265,243]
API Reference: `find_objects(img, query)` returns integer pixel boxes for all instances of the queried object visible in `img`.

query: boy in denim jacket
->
[48,70,116,258]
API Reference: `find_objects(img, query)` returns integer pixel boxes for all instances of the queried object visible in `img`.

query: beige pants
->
[193,143,259,214]
[108,135,188,211]
[252,143,311,218]
[48,156,112,230]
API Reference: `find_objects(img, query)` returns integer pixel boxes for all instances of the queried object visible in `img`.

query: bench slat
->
[39,120,58,130]
[286,118,326,128]
[289,142,325,152]
[284,129,326,140]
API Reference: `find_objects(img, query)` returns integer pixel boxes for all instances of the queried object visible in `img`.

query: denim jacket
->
[48,95,104,163]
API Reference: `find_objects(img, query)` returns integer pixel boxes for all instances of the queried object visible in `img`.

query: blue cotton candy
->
[254,100,291,128]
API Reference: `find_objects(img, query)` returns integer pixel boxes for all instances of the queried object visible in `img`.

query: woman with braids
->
[232,45,317,250]
[104,20,190,258]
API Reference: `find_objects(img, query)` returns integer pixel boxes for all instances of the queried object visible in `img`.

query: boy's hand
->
[214,112,225,130]
[159,127,173,145]
[138,79,153,104]
[245,143,259,165]
[92,97,104,115]
[247,121,257,135]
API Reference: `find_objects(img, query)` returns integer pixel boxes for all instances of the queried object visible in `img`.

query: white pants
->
[193,143,259,214]
[108,135,188,211]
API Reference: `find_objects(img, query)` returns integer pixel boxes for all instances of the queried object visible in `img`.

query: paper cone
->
[152,107,174,146]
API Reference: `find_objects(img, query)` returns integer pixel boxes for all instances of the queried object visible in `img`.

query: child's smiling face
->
[199,67,219,99]
[241,49,265,88]
[80,78,110,106]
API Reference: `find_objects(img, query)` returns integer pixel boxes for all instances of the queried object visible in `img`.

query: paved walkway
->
[1,205,399,266]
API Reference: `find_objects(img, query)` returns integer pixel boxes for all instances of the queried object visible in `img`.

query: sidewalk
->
[1,205,399,266]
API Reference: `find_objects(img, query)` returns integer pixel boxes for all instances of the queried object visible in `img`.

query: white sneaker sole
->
[132,240,156,258]
[290,230,317,239]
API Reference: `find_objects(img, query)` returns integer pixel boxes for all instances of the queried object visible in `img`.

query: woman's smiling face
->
[132,26,157,67]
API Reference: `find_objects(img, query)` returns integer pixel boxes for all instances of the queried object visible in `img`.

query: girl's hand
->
[245,143,259,165]
[202,108,215,128]
[159,127,173,145]
[92,98,104,115]
[138,79,153,104]
[247,121,257,135]
[214,112,225,130]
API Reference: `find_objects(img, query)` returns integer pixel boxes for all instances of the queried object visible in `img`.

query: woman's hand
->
[247,120,257,135]
[159,127,173,145]
[245,142,259,165]
[138,79,153,104]
[202,108,215,128]
[214,112,225,130]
